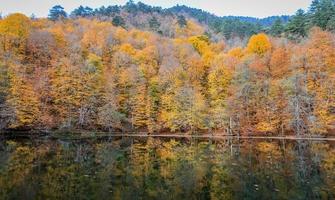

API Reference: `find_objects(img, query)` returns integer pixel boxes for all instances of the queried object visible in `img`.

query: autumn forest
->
[0,0,334,136]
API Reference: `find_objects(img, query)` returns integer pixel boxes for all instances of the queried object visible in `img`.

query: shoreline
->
[82,134,335,141]
[2,131,335,141]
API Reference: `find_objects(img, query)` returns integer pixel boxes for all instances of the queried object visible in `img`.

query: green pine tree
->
[286,9,308,38]
[270,18,285,36]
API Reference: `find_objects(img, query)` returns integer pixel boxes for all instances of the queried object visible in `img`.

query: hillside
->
[52,1,291,40]
[49,1,335,40]
[0,0,334,136]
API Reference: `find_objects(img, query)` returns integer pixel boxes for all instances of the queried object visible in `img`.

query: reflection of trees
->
[311,143,335,199]
[294,140,322,199]
[0,138,334,199]
[323,149,335,192]
[0,142,50,199]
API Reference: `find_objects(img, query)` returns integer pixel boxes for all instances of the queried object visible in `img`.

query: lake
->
[0,136,334,200]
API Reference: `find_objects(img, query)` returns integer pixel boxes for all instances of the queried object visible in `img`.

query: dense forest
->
[0,0,334,135]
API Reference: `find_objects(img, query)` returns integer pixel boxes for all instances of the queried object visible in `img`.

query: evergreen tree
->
[270,18,285,36]
[309,0,335,30]
[112,16,126,28]
[286,9,308,38]
[71,6,93,17]
[149,17,161,31]
[124,0,137,13]
[327,15,335,31]
[310,0,321,13]
[95,6,120,17]
[48,5,67,21]
[177,15,187,28]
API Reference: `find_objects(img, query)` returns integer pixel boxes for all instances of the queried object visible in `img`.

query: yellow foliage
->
[210,41,225,53]
[256,121,276,132]
[208,62,232,128]
[323,150,335,173]
[114,27,128,42]
[81,20,112,51]
[246,33,272,56]
[31,18,49,29]
[0,13,31,55]
[157,140,179,161]
[208,64,232,107]
[135,45,159,79]
[188,35,215,67]
[175,20,204,38]
[87,53,103,72]
[7,65,40,128]
[48,24,67,47]
[130,29,152,44]
[256,142,281,157]
[228,47,244,59]
[0,13,31,38]
[132,83,148,128]
[119,43,137,56]
[48,58,101,125]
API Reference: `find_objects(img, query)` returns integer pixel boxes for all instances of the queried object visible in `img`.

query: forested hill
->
[49,1,290,40]
[46,0,335,40]
[166,5,290,26]
[222,16,290,26]
[0,0,334,135]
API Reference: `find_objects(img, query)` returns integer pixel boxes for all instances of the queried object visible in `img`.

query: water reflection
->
[0,137,334,200]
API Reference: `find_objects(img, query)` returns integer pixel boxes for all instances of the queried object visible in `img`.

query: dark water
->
[0,136,334,200]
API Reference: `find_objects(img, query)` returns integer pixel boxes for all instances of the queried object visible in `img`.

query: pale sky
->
[0,0,312,18]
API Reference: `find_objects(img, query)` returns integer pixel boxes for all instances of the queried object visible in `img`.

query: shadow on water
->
[0,135,334,200]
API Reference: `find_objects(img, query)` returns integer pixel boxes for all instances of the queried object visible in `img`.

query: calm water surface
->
[0,136,334,200]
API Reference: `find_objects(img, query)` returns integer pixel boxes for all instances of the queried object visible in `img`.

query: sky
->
[0,0,312,18]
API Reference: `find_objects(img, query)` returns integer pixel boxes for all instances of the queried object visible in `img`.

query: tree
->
[112,16,125,28]
[327,15,335,31]
[0,13,31,55]
[177,15,187,28]
[132,78,148,130]
[160,66,209,133]
[131,45,161,133]
[286,9,308,38]
[220,19,263,39]
[269,47,290,78]
[26,30,57,68]
[48,5,67,21]
[0,13,31,38]
[95,6,120,17]
[71,6,93,18]
[146,77,161,132]
[303,28,335,134]
[5,65,41,128]
[0,63,12,129]
[124,0,137,13]
[161,85,208,132]
[98,101,125,132]
[149,17,161,32]
[49,55,104,128]
[0,63,9,105]
[309,0,335,30]
[270,18,284,36]
[208,63,232,130]
[246,33,272,56]
[0,0,334,135]
[108,43,137,121]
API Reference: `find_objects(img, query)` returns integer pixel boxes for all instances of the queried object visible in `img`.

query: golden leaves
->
[246,33,272,56]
